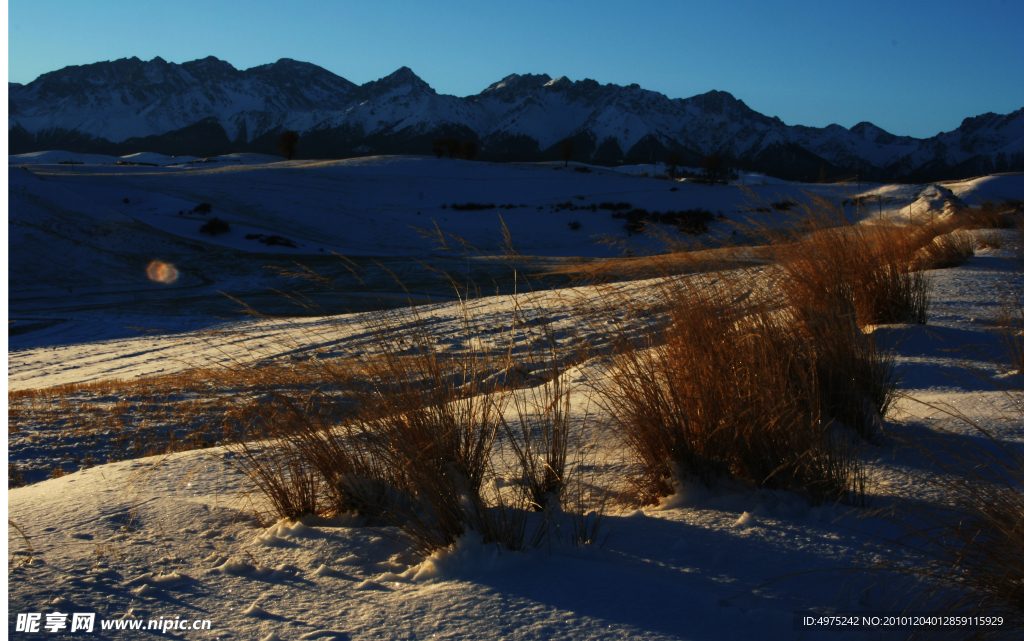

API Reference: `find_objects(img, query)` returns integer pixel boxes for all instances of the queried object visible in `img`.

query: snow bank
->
[119,151,198,165]
[947,173,1024,205]
[8,150,283,166]
[8,150,122,165]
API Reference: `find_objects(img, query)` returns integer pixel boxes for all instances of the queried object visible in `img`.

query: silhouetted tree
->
[818,162,828,184]
[560,139,574,167]
[444,138,461,159]
[667,153,682,179]
[461,140,478,160]
[432,139,446,158]
[701,154,725,185]
[276,130,299,160]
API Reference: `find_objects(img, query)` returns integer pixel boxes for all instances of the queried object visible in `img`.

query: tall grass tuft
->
[221,254,601,557]
[225,299,515,554]
[998,287,1024,375]
[601,265,871,506]
[599,195,921,506]
[230,428,325,521]
[351,308,511,552]
[958,201,1023,230]
[766,200,929,326]
[913,229,976,271]
[498,305,572,512]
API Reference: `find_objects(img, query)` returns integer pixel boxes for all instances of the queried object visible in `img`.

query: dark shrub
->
[245,233,297,248]
[450,203,496,211]
[193,203,213,215]
[199,217,231,236]
[678,218,709,235]
[672,209,715,235]
[243,232,296,246]
[701,154,726,184]
[667,153,682,179]
[771,201,797,212]
[276,130,299,160]
[568,220,582,231]
[612,207,713,235]
[560,139,574,167]
[444,138,461,159]
[263,235,297,248]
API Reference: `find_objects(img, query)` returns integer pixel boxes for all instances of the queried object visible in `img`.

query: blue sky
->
[7,0,1023,138]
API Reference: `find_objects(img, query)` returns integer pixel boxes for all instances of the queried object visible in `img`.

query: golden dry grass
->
[598,259,878,507]
[216,278,597,555]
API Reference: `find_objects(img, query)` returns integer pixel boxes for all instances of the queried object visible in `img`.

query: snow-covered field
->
[12,155,1020,348]
[8,155,1024,639]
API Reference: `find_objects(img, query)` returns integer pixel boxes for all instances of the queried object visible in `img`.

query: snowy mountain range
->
[10,56,1024,181]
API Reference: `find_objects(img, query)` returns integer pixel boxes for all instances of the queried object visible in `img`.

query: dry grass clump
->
[995,287,1024,375]
[499,341,572,513]
[9,464,26,488]
[765,201,929,326]
[226,285,593,556]
[912,229,976,271]
[601,265,877,507]
[597,196,918,507]
[975,229,1004,250]
[957,200,1023,230]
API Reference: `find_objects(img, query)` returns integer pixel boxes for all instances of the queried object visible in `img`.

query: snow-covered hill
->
[9,155,1024,350]
[10,56,1024,181]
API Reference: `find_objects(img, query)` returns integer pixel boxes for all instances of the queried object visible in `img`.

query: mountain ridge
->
[9,56,1024,181]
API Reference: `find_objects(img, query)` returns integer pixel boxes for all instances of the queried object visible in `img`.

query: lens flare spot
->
[146,260,179,284]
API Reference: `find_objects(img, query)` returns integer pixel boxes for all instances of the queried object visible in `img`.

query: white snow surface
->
[8,156,1024,639]
[8,151,284,166]
[14,154,1001,264]
[14,155,991,348]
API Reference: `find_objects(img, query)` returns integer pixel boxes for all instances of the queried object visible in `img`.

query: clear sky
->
[7,0,1024,139]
